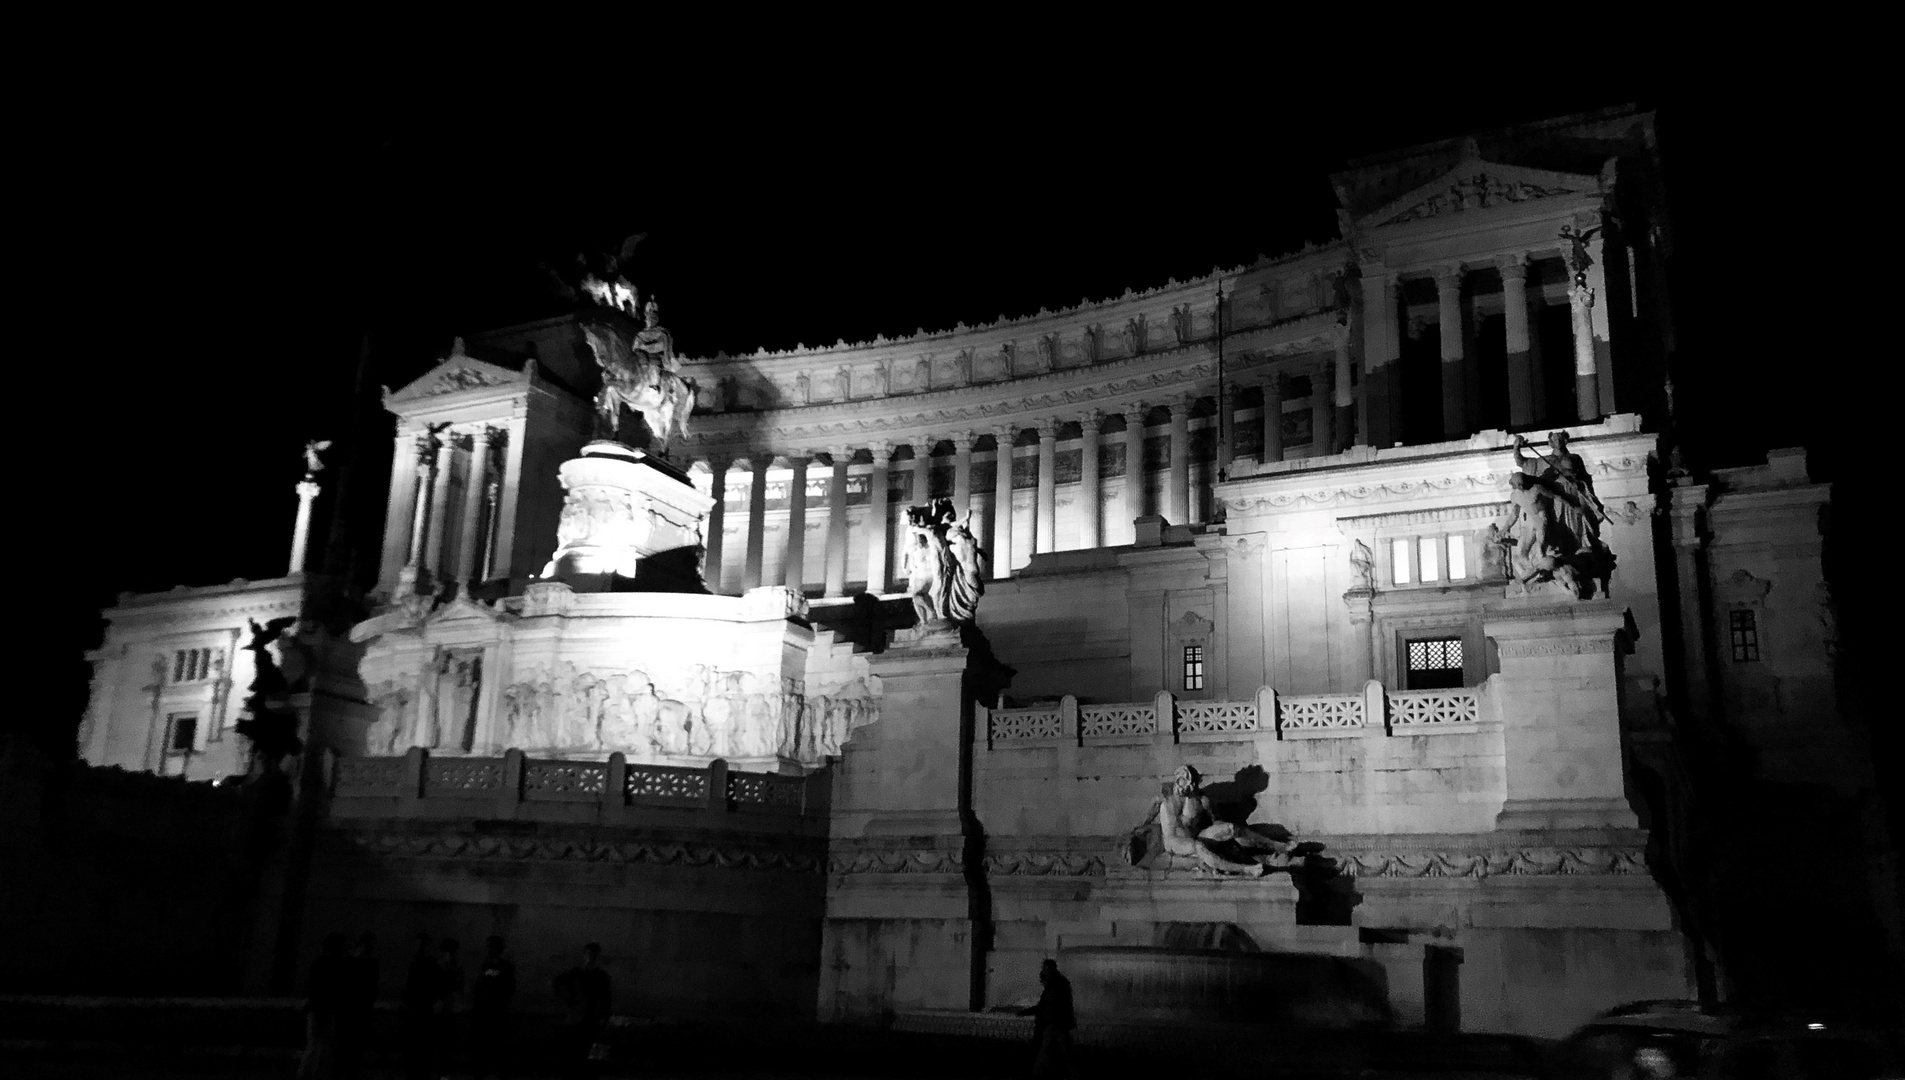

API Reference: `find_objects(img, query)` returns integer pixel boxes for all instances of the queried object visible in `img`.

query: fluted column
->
[1583,230,1616,418]
[453,426,494,584]
[1035,418,1058,553]
[1261,374,1283,464]
[784,455,809,592]
[1434,264,1467,437]
[399,434,435,590]
[1078,409,1102,548]
[288,478,320,575]
[1499,254,1535,428]
[824,447,852,596]
[1122,403,1147,526]
[865,442,892,592]
[1167,396,1191,524]
[1332,325,1354,451]
[742,457,768,590]
[379,427,421,590]
[1312,360,1335,456]
[950,431,973,520]
[702,457,729,593]
[991,425,1015,579]
[1362,272,1402,447]
[422,435,457,585]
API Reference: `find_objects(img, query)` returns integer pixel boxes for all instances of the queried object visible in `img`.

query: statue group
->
[901,498,988,628]
[579,293,698,454]
[1123,764,1320,876]
[1491,431,1614,599]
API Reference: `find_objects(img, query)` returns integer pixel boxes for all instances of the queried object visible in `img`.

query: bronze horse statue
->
[582,321,696,454]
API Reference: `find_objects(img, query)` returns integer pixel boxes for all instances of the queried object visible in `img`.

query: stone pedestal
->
[820,633,1005,1018]
[1485,599,1637,831]
[540,443,715,592]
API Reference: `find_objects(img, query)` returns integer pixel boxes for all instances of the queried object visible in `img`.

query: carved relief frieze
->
[1378,172,1581,227]
[1493,637,1618,659]
[328,831,824,873]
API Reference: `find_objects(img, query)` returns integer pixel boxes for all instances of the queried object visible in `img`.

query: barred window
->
[1729,610,1760,662]
[1405,637,1464,690]
[172,648,213,683]
[1183,645,1205,691]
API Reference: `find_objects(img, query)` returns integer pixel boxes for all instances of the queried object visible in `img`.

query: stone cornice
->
[324,830,825,873]
[682,317,1342,455]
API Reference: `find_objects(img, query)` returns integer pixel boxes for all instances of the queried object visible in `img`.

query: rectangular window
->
[1391,538,1412,585]
[1418,537,1441,582]
[166,715,198,754]
[1182,645,1205,691]
[1729,610,1760,662]
[1447,535,1468,580]
[1405,637,1465,690]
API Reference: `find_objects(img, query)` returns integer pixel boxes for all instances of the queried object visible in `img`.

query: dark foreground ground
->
[0,997,1557,1079]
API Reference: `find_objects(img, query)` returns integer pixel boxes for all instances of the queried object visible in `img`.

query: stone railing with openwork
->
[983,682,1487,748]
[326,747,823,820]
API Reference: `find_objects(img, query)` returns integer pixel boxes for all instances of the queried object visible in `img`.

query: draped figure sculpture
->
[900,498,987,627]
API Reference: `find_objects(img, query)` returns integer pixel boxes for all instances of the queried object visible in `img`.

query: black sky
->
[28,52,1850,753]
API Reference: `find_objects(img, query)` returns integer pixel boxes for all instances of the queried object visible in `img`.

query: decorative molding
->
[327,831,824,873]
[984,851,1107,877]
[1224,472,1518,512]
[1373,168,1585,228]
[828,848,965,875]
[1495,637,1617,658]
[1337,502,1510,531]
[1333,846,1647,879]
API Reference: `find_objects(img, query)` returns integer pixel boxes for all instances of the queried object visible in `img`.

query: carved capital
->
[702,454,732,476]
[1495,253,1530,281]
[868,441,894,466]
[1037,417,1061,440]
[990,424,1017,444]
[1431,263,1465,289]
[1078,407,1103,430]
[1169,392,1194,416]
[1568,285,1596,314]
[1121,402,1148,425]
[949,430,973,453]
[829,446,856,465]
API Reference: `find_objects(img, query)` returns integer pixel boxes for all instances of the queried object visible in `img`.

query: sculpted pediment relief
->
[386,339,527,405]
[1362,159,1597,228]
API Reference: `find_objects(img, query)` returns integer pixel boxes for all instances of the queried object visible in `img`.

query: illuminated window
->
[1419,537,1440,582]
[1183,645,1205,691]
[1729,610,1760,662]
[1447,535,1468,580]
[1405,637,1464,690]
[1391,539,1412,585]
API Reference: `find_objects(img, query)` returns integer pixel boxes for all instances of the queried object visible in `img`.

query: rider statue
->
[579,294,697,454]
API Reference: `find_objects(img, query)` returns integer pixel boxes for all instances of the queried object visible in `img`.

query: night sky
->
[29,61,1859,759]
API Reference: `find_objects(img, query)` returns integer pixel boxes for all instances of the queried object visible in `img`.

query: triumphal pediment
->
[384,337,528,405]
[1361,158,1597,228]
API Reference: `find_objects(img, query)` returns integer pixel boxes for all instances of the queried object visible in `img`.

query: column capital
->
[1168,393,1194,417]
[1261,367,1282,392]
[828,446,856,465]
[1569,284,1596,314]
[731,454,765,472]
[948,430,973,452]
[784,452,811,468]
[1078,407,1103,430]
[1494,252,1530,280]
[470,425,494,446]
[868,441,894,465]
[1121,401,1147,424]
[701,454,732,473]
[1431,263,1466,288]
[990,424,1017,443]
[1037,417,1061,440]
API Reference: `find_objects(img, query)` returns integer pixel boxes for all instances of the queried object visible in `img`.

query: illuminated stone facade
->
[77,107,1858,1037]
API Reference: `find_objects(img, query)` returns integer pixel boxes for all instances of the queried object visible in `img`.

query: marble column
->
[1434,264,1467,437]
[399,434,435,590]
[865,443,892,592]
[950,431,973,521]
[288,478,320,575]
[824,447,852,596]
[1167,396,1191,525]
[422,435,457,586]
[1499,254,1536,428]
[1569,280,1600,422]
[1122,403,1147,525]
[991,425,1014,579]
[1312,360,1335,456]
[1261,373,1283,464]
[702,457,729,594]
[453,426,494,585]
[1332,325,1354,451]
[1078,409,1102,548]
[742,457,768,591]
[378,427,421,590]
[1035,418,1058,553]
[1584,231,1616,418]
[1361,272,1401,447]
[784,455,809,592]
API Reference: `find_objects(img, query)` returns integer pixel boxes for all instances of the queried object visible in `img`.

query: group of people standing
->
[298,933,613,1079]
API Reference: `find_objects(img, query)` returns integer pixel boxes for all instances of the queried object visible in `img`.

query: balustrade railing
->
[982,684,1481,748]
[327,749,811,818]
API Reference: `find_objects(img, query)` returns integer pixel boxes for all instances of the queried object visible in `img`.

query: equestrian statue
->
[580,295,697,455]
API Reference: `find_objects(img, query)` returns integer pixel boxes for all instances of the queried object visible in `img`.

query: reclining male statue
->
[1122,764,1320,876]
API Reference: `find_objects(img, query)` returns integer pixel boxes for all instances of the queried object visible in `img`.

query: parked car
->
[1555,999,1898,1079]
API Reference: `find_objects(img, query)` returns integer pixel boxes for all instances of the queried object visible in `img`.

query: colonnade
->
[386,426,508,594]
[696,380,1348,597]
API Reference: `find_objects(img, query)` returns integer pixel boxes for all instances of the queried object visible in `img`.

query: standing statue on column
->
[302,440,332,481]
